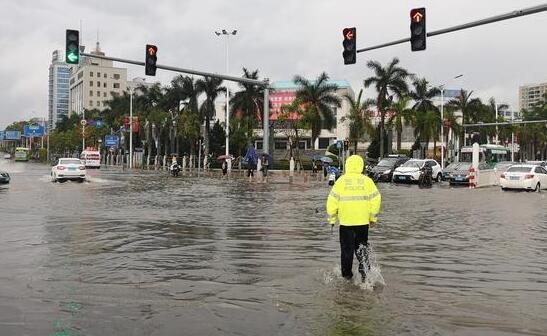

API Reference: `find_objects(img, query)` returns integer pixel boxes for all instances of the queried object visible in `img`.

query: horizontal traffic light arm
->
[79,52,269,87]
[356,3,547,53]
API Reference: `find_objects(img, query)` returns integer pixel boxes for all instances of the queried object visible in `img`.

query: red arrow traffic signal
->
[342,27,356,65]
[410,8,426,51]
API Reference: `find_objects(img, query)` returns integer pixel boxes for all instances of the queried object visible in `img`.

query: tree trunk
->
[396,126,402,152]
[354,140,358,154]
[379,114,385,158]
[203,118,210,157]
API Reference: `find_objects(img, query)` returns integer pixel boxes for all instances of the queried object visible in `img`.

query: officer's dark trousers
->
[339,225,369,279]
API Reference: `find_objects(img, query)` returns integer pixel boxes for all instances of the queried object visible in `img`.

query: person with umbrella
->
[243,144,258,180]
[326,155,382,281]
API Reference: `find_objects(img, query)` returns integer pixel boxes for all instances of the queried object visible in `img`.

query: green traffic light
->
[67,52,79,63]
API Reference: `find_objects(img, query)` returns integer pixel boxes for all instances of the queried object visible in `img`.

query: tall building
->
[519,82,547,111]
[48,50,71,129]
[69,42,127,116]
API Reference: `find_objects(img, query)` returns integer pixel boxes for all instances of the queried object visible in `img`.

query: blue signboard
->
[0,131,4,140]
[5,131,21,140]
[23,124,45,137]
[104,135,119,147]
[336,140,343,149]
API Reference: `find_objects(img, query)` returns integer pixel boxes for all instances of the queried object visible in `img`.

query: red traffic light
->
[147,46,157,56]
[343,28,354,41]
[410,8,424,23]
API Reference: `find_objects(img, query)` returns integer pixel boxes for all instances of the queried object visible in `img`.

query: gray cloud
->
[1,0,545,128]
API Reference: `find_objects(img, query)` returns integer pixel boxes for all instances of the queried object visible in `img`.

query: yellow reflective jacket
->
[326,155,381,226]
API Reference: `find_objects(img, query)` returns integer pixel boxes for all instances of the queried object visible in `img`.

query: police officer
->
[326,155,381,281]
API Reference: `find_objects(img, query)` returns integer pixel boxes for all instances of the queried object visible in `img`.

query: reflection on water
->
[0,162,546,335]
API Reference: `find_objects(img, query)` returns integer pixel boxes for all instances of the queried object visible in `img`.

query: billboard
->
[0,131,4,140]
[5,131,21,140]
[23,124,45,137]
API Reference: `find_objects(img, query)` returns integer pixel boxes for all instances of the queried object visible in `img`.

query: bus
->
[80,148,101,168]
[459,144,510,168]
[14,147,30,161]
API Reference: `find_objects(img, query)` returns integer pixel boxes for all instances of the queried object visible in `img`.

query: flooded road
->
[1,160,547,335]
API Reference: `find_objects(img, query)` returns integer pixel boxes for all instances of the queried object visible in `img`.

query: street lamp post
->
[129,87,134,169]
[215,29,237,172]
[440,74,463,169]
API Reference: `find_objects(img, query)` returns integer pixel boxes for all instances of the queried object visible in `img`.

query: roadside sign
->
[23,124,45,137]
[5,131,21,140]
[104,135,119,147]
[336,140,343,149]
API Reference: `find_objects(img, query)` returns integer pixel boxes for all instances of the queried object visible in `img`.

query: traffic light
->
[342,27,356,65]
[145,44,158,76]
[410,8,426,51]
[65,29,80,64]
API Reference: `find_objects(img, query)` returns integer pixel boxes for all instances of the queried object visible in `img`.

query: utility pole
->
[129,87,133,169]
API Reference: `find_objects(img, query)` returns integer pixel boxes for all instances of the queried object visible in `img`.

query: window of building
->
[90,72,93,77]
[90,81,93,87]
[78,72,83,79]
[90,91,93,97]
[274,141,287,150]
[103,73,107,78]
[103,92,107,97]
[113,74,120,80]
[113,83,120,89]
[318,138,331,149]
[97,91,100,97]
[103,82,106,88]
[70,78,75,85]
[90,100,93,107]
[97,72,101,77]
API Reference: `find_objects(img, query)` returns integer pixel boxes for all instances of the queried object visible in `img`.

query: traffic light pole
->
[79,52,271,154]
[356,3,547,53]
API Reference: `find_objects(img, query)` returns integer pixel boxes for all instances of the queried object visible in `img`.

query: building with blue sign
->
[48,50,71,130]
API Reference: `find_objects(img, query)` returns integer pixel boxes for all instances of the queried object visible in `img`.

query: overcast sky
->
[1,0,546,129]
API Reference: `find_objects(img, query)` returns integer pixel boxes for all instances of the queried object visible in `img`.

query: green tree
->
[387,96,414,152]
[409,78,440,156]
[342,89,375,153]
[196,77,225,157]
[230,68,265,141]
[364,58,410,158]
[293,72,341,148]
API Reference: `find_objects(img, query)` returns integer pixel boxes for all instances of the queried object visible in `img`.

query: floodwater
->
[1,160,546,336]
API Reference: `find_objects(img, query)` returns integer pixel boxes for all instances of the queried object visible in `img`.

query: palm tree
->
[230,68,265,140]
[293,72,341,149]
[170,75,202,162]
[409,78,440,156]
[447,89,481,146]
[196,77,225,157]
[342,89,375,153]
[387,96,413,152]
[364,58,410,158]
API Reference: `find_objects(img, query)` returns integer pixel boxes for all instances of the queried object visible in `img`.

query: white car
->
[3,153,11,159]
[500,164,547,192]
[51,158,86,182]
[392,159,443,183]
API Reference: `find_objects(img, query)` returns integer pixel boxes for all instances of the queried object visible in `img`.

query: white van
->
[80,149,101,169]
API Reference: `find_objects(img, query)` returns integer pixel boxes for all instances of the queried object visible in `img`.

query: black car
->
[0,170,10,184]
[368,155,409,182]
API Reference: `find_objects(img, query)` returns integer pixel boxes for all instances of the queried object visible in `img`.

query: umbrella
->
[320,156,333,163]
[312,154,323,161]
[216,154,231,161]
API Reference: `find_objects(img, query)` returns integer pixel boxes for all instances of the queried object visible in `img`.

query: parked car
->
[526,160,546,167]
[0,170,10,184]
[51,158,86,183]
[447,162,490,186]
[442,162,463,181]
[3,153,11,160]
[500,164,547,192]
[392,159,442,183]
[368,155,409,182]
[494,161,517,174]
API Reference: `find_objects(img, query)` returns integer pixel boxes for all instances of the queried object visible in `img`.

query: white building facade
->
[519,82,547,111]
[48,50,71,129]
[69,43,127,116]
